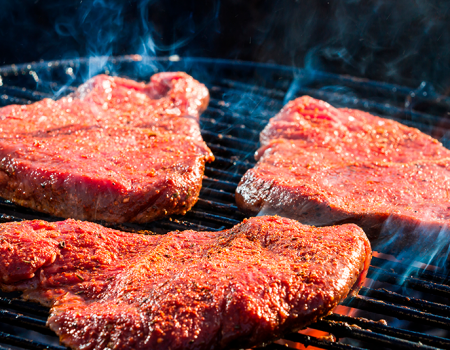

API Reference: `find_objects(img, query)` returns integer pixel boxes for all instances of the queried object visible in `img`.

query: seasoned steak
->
[236,96,450,251]
[0,217,370,350]
[0,72,214,223]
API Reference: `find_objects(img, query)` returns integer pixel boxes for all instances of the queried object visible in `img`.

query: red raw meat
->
[236,96,450,252]
[0,216,371,350]
[0,72,213,223]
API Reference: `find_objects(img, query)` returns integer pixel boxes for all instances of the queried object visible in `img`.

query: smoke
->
[1,1,449,92]
[0,0,222,80]
[216,0,450,93]
[303,1,450,92]
[373,216,450,279]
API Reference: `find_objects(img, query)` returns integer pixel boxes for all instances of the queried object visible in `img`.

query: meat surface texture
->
[236,96,450,252]
[0,216,371,350]
[0,72,214,223]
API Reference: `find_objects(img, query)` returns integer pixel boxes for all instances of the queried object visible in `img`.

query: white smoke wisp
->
[373,213,450,284]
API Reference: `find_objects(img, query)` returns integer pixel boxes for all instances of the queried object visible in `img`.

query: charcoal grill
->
[1,56,450,350]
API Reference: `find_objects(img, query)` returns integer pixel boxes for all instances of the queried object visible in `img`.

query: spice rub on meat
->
[236,96,450,251]
[0,72,214,223]
[0,216,370,350]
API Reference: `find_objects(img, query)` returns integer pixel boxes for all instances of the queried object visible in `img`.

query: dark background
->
[1,0,449,93]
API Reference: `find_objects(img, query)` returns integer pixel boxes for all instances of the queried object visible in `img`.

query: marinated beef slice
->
[0,72,214,223]
[0,217,370,350]
[236,96,450,249]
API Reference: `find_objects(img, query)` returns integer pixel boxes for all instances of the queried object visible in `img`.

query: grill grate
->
[1,56,450,349]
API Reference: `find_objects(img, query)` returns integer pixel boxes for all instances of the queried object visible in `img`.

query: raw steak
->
[0,72,214,223]
[0,216,371,350]
[236,96,450,252]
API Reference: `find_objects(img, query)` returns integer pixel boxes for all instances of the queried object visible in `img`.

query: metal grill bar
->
[1,57,450,349]
[0,310,51,336]
[370,257,450,284]
[207,144,256,160]
[202,177,240,193]
[204,106,271,128]
[325,314,450,349]
[0,95,30,106]
[217,79,450,147]
[209,155,254,172]
[0,346,13,350]
[0,294,49,315]
[343,296,450,330]
[195,199,243,217]
[203,168,242,183]
[366,268,450,299]
[0,332,65,350]
[201,119,261,140]
[0,86,51,100]
[202,130,257,150]
[282,333,366,350]
[359,287,450,317]
[187,210,241,225]
[313,320,441,350]
[200,186,235,199]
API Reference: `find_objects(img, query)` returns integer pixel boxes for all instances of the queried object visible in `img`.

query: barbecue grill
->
[1,56,450,350]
